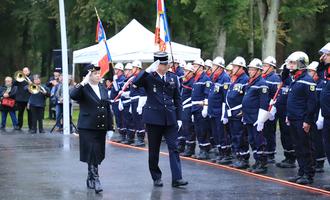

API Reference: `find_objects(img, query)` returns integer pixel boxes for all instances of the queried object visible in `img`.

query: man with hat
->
[170,57,185,84]
[110,63,126,143]
[261,56,281,163]
[130,60,147,146]
[133,51,188,188]
[207,57,231,164]
[243,58,270,174]
[70,64,111,193]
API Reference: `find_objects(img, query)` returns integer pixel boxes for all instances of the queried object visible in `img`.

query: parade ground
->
[1,129,330,200]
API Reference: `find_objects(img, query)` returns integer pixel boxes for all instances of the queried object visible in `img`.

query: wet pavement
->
[1,129,330,200]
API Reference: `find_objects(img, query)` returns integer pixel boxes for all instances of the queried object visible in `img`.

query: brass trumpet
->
[28,84,47,95]
[14,71,32,84]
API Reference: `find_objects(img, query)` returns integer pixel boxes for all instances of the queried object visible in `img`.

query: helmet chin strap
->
[232,66,241,76]
[250,69,259,79]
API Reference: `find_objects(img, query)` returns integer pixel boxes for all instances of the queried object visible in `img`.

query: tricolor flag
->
[95,16,111,77]
[155,0,171,52]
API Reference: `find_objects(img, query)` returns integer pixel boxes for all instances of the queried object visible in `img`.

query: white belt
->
[130,96,140,100]
[182,97,191,105]
[192,100,204,105]
[110,99,119,103]
[122,99,131,104]
[227,104,242,117]
[183,103,192,109]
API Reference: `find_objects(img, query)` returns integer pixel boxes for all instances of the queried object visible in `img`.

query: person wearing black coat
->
[0,77,19,130]
[13,67,32,130]
[70,65,111,194]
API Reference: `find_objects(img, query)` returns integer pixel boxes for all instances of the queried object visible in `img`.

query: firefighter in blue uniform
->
[130,60,147,147]
[204,59,215,150]
[170,58,185,84]
[243,59,270,174]
[178,63,196,155]
[225,56,250,169]
[318,43,330,190]
[118,63,135,145]
[110,63,126,142]
[207,57,231,163]
[307,61,326,173]
[191,58,212,160]
[286,51,317,185]
[261,56,281,163]
[133,52,188,188]
[275,64,296,168]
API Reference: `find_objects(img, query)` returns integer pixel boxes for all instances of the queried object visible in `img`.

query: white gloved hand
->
[316,109,324,130]
[137,96,147,115]
[137,106,143,115]
[221,103,228,124]
[122,91,130,98]
[145,60,160,73]
[269,106,277,121]
[177,120,183,131]
[202,106,208,118]
[285,116,290,126]
[129,105,132,113]
[80,71,91,86]
[113,75,118,81]
[256,122,264,132]
[118,100,124,111]
[222,117,228,125]
[253,109,269,131]
[191,115,194,122]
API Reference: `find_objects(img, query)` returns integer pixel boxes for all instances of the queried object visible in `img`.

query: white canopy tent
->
[72,19,201,65]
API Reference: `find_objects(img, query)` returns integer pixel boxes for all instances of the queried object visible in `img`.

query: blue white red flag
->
[155,0,171,52]
[95,19,111,77]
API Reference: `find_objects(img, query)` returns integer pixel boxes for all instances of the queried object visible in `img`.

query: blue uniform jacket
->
[133,70,182,126]
[275,76,292,118]
[208,71,231,117]
[191,72,211,113]
[70,83,110,131]
[121,76,134,107]
[314,78,325,121]
[242,76,269,124]
[287,71,317,124]
[264,71,281,100]
[110,75,125,101]
[26,84,50,107]
[181,77,194,110]
[320,63,330,119]
[130,76,146,103]
[225,73,249,119]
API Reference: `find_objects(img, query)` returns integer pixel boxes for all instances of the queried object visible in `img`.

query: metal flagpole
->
[58,0,70,135]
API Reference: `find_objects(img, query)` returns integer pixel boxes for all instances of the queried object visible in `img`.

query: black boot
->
[230,159,249,169]
[315,161,324,173]
[218,148,233,165]
[196,147,209,160]
[182,142,195,157]
[122,130,135,145]
[119,130,127,143]
[211,147,223,163]
[275,158,296,168]
[132,132,145,147]
[177,139,186,153]
[86,164,95,189]
[251,160,268,174]
[91,165,103,193]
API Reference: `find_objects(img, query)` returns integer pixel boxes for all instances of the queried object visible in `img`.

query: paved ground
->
[0,128,330,200]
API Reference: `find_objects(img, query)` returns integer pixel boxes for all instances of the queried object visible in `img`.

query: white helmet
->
[179,60,186,68]
[114,63,124,71]
[232,56,246,68]
[213,56,225,68]
[247,58,263,70]
[124,63,133,70]
[204,59,213,68]
[319,42,330,54]
[263,56,276,67]
[184,63,194,72]
[193,58,205,66]
[306,61,319,71]
[132,60,142,69]
[286,51,309,69]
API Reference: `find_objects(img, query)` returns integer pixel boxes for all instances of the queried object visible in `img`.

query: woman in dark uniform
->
[70,64,111,193]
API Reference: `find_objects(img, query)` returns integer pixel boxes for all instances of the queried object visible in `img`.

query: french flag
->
[96,19,111,77]
[155,0,171,52]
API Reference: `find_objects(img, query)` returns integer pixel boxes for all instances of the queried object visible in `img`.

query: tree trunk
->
[257,0,280,59]
[213,27,226,58]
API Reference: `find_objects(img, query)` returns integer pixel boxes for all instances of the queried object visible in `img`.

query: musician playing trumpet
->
[25,74,50,134]
[0,76,19,130]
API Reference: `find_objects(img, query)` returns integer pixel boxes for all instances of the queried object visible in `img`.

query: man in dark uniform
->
[133,52,188,188]
[286,51,317,185]
[70,64,111,193]
[13,67,32,131]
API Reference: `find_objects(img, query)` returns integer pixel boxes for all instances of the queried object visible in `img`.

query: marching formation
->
[108,43,330,187]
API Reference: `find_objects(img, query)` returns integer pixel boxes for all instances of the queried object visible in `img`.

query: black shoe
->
[153,179,163,187]
[211,155,223,163]
[267,157,276,164]
[217,155,233,165]
[14,126,21,130]
[39,129,46,134]
[276,159,296,168]
[251,163,267,174]
[230,160,249,169]
[287,175,302,183]
[172,179,188,187]
[196,150,209,160]
[29,129,37,134]
[132,140,145,147]
[296,175,313,185]
[177,143,185,153]
[182,147,194,157]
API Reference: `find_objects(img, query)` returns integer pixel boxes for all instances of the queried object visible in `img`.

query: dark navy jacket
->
[225,73,249,119]
[181,77,194,110]
[26,84,50,108]
[70,83,110,131]
[320,63,330,119]
[110,75,125,101]
[263,71,281,100]
[275,76,292,118]
[242,76,269,124]
[120,76,134,108]
[191,72,211,113]
[208,71,231,117]
[13,78,31,102]
[314,78,325,121]
[287,71,317,124]
[133,70,182,126]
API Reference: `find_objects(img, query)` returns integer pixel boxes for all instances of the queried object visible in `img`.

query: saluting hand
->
[81,71,91,86]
